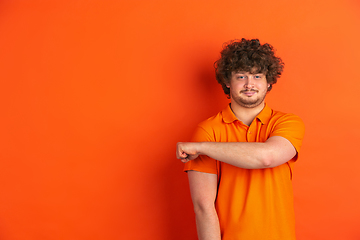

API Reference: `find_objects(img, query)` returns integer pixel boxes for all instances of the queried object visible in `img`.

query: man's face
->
[226,71,269,108]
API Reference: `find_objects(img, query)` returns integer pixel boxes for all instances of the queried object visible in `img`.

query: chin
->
[238,100,264,108]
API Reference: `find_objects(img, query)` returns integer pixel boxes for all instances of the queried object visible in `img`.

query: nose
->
[244,76,255,89]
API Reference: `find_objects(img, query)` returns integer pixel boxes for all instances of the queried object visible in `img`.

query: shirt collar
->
[222,103,272,125]
[222,104,238,123]
[256,103,272,124]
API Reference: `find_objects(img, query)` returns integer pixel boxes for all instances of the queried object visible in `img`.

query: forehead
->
[233,66,265,74]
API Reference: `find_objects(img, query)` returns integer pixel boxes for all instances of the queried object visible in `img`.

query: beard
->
[232,89,267,108]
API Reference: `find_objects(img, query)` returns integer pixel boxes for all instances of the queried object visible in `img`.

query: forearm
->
[197,141,272,169]
[177,136,296,168]
[194,207,221,240]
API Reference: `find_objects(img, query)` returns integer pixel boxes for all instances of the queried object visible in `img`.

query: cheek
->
[231,81,244,89]
[256,81,268,89]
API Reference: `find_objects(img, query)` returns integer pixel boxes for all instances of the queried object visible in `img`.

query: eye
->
[237,75,247,80]
[254,75,262,79]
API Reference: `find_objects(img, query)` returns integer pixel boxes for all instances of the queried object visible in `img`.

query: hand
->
[176,142,201,163]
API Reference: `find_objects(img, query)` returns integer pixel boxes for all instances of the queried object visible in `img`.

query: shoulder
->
[267,109,305,136]
[270,109,304,125]
[267,109,306,155]
[198,111,223,128]
[191,110,227,142]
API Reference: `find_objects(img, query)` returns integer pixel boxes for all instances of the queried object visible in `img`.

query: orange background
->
[1,0,360,239]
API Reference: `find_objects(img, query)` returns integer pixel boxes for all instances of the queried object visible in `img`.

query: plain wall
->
[1,0,360,239]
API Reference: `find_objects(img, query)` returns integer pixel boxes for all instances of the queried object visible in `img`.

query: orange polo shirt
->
[184,104,305,240]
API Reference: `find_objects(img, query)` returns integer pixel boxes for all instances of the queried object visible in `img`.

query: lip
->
[241,91,257,96]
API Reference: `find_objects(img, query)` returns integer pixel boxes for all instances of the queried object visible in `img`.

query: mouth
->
[241,90,258,96]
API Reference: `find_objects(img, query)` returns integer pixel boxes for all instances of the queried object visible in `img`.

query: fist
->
[176,142,200,163]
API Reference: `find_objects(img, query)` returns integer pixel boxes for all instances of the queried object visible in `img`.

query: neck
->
[230,101,265,126]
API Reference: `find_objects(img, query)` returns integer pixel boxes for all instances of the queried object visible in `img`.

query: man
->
[176,38,305,240]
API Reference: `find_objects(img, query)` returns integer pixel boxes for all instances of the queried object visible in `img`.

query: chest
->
[214,120,273,143]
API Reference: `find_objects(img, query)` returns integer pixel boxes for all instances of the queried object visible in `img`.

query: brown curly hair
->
[214,38,284,97]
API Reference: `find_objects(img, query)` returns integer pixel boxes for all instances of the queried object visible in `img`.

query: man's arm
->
[177,136,296,169]
[187,170,221,240]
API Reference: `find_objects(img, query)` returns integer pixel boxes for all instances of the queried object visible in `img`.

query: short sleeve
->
[183,126,218,174]
[269,114,305,160]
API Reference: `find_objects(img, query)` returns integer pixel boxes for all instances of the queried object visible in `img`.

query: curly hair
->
[214,38,284,97]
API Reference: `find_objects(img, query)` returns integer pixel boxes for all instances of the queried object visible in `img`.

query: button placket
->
[247,124,256,142]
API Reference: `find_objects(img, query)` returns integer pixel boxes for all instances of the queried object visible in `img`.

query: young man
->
[176,39,305,240]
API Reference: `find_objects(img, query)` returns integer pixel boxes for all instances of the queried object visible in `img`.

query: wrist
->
[196,142,207,156]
